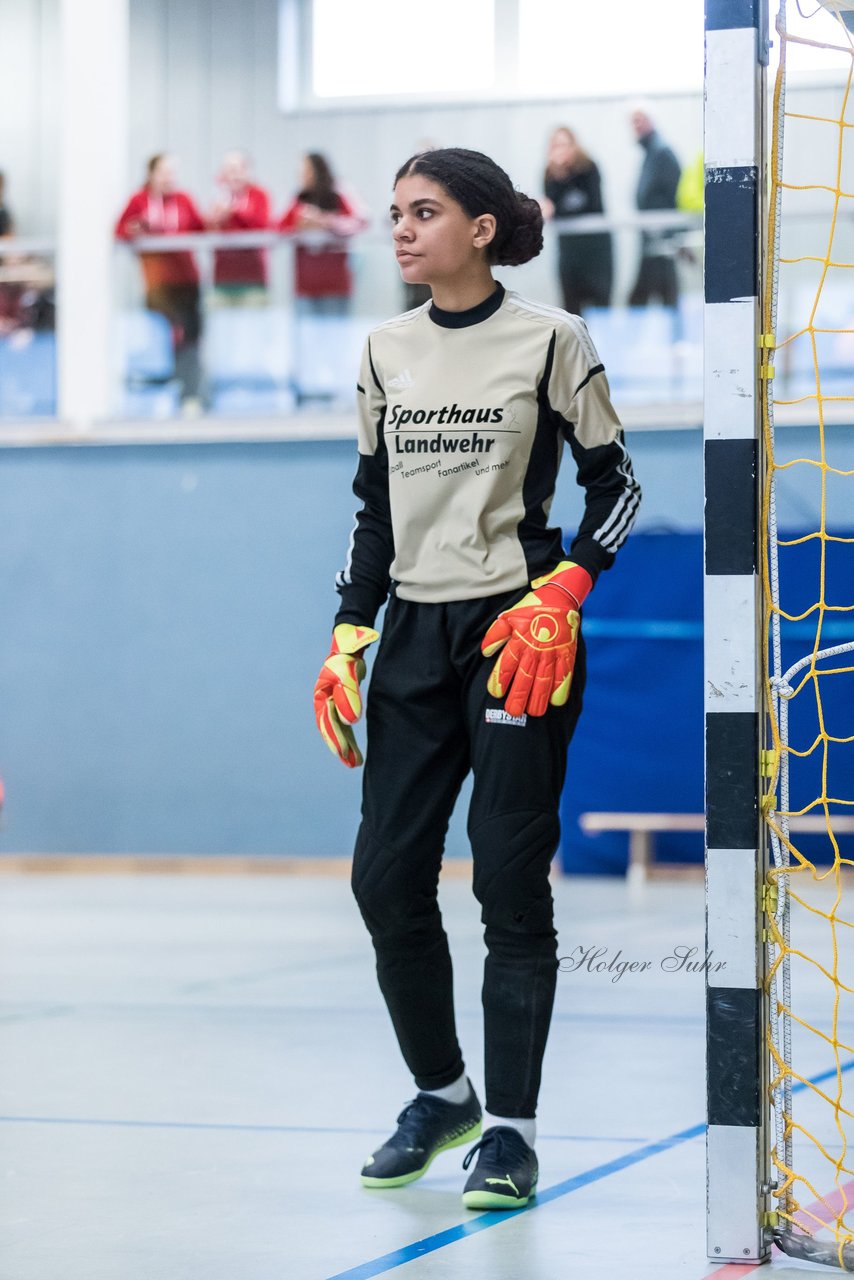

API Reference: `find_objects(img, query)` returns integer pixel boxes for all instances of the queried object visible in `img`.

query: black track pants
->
[350,591,586,1118]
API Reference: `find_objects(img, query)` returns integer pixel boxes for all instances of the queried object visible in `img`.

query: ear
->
[472,213,497,251]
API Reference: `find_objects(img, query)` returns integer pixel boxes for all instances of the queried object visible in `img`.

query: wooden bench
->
[578,811,854,884]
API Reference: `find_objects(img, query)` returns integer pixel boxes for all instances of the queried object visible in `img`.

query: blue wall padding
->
[1,432,850,867]
[0,432,700,858]
[769,532,854,864]
[560,531,705,875]
[0,441,368,855]
[560,529,854,875]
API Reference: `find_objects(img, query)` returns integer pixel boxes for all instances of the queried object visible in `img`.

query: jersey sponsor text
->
[393,432,495,456]
[388,403,504,428]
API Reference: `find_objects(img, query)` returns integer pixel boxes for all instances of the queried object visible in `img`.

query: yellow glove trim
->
[331,623,380,656]
[313,624,380,768]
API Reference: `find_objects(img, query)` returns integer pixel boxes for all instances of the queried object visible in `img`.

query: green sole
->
[463,1177,537,1208]
[361,1119,482,1189]
[462,1186,537,1211]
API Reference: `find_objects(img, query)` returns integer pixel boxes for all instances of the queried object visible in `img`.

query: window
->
[518,0,704,98]
[780,2,854,77]
[311,0,494,98]
[281,0,495,107]
[284,0,808,111]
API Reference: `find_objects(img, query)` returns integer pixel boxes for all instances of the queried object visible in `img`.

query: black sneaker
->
[461,1125,538,1209]
[361,1083,482,1188]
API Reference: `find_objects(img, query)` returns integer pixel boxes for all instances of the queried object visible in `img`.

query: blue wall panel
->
[0,431,702,857]
[560,526,854,875]
[0,441,365,854]
[560,532,705,874]
[2,427,847,863]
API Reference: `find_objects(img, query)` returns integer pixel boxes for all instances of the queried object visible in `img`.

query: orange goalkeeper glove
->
[313,623,380,768]
[481,561,592,718]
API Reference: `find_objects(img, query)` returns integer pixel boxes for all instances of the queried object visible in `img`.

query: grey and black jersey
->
[335,283,641,626]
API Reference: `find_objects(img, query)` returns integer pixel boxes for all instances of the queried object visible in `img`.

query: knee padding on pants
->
[351,823,444,941]
[469,809,558,936]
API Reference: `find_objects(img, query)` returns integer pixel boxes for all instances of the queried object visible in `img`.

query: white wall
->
[120,3,854,316]
[3,0,849,314]
[121,0,705,312]
[0,0,59,236]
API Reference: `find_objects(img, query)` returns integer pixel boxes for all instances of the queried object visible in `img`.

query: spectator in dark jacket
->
[628,107,682,308]
[541,126,613,316]
[0,170,13,238]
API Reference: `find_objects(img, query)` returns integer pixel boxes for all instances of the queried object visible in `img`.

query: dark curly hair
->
[300,152,341,212]
[394,147,544,267]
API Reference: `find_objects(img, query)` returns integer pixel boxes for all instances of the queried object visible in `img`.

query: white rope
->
[766,0,794,1201]
[766,8,854,1257]
[771,641,854,699]
[766,0,854,1226]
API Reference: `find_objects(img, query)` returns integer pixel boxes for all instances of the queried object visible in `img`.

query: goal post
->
[704,0,772,1263]
[706,0,854,1266]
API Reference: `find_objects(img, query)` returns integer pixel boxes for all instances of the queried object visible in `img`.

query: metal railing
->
[1,213,709,426]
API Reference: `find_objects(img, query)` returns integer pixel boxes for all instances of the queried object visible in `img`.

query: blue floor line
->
[324,1122,707,1280]
[791,1058,854,1092]
[0,1000,708,1028]
[0,1115,405,1137]
[324,1056,854,1280]
[0,1113,646,1145]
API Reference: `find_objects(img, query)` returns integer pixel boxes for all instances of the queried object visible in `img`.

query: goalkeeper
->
[313,148,641,1211]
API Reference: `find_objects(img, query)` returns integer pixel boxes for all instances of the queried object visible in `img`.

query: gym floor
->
[0,867,843,1279]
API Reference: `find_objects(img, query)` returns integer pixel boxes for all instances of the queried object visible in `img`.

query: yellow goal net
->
[762,0,854,1266]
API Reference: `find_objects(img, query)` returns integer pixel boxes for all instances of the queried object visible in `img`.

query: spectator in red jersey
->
[207,151,271,305]
[278,152,368,403]
[0,170,18,334]
[278,152,368,313]
[115,154,206,407]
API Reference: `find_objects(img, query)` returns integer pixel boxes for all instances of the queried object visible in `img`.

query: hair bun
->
[494,192,544,267]
[394,148,545,268]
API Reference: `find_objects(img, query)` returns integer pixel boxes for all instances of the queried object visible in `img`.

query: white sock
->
[483,1113,536,1148]
[418,1071,471,1106]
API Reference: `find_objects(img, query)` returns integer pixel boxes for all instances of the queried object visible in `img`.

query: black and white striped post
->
[704,0,771,1263]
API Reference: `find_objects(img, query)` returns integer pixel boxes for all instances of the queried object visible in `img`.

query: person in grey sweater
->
[628,107,682,308]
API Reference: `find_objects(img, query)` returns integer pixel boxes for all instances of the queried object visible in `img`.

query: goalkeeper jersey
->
[335,282,641,626]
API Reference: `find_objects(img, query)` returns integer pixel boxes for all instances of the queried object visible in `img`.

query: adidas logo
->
[387,368,415,391]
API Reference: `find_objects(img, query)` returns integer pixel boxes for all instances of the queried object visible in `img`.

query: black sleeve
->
[563,427,641,580]
[333,347,395,627]
[542,324,641,582]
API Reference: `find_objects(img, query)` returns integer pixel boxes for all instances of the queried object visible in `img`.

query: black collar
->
[429,282,505,330]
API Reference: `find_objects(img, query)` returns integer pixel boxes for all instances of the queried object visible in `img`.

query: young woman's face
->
[548,130,577,171]
[220,152,248,191]
[300,156,316,191]
[149,157,177,196]
[390,174,494,286]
